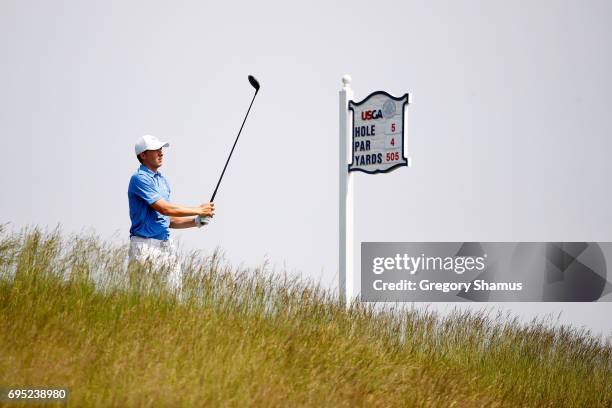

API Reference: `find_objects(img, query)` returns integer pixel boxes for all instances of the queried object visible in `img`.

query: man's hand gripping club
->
[194,202,215,227]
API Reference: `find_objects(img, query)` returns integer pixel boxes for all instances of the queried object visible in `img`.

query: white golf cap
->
[134,134,170,155]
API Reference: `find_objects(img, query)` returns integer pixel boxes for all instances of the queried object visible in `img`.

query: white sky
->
[1,0,611,340]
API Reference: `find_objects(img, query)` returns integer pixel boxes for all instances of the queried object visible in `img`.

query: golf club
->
[200,75,260,224]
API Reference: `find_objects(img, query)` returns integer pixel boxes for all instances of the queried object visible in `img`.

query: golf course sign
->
[348,91,411,174]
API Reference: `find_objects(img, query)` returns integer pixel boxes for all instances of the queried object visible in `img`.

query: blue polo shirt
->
[128,165,171,240]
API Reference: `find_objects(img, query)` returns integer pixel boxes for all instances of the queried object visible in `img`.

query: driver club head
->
[248,75,260,91]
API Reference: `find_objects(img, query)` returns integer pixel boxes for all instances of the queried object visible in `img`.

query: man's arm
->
[151,199,215,218]
[169,216,198,229]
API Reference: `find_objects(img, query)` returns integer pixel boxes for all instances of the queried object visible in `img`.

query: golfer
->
[128,134,215,291]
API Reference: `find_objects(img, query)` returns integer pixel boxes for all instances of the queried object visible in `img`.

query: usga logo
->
[361,109,383,120]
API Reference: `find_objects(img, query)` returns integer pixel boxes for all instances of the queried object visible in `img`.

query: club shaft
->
[210,90,258,202]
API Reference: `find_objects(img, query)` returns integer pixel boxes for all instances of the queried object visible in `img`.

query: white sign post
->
[339,75,411,305]
[339,75,355,305]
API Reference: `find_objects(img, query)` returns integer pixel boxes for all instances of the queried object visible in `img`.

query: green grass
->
[0,226,610,407]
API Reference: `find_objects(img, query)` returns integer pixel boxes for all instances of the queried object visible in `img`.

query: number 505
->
[386,152,399,161]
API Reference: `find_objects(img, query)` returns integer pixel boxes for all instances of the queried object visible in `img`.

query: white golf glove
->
[195,215,211,228]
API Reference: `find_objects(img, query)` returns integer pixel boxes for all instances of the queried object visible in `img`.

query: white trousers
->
[128,236,182,292]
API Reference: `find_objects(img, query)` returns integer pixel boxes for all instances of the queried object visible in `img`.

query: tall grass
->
[0,226,610,407]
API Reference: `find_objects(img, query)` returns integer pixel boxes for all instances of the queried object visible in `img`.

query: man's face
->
[140,148,164,170]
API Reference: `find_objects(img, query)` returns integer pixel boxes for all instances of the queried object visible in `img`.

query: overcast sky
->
[1,0,611,340]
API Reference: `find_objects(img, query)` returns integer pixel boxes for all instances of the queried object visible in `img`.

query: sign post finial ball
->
[342,74,352,88]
